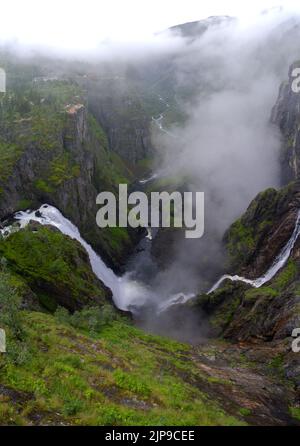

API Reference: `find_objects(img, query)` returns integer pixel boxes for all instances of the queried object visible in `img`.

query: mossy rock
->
[225,182,300,270]
[0,224,112,312]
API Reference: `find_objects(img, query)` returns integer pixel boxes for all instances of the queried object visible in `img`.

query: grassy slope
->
[0,310,243,426]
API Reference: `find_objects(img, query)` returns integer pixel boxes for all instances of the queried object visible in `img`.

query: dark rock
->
[272,60,300,184]
[0,84,140,272]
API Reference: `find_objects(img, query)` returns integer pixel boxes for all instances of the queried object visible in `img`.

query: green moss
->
[211,295,241,330]
[244,287,279,302]
[38,293,58,313]
[226,219,255,267]
[16,199,34,211]
[0,140,23,183]
[88,114,109,149]
[207,377,232,386]
[0,226,108,311]
[238,408,252,417]
[273,260,298,290]
[48,152,80,187]
[87,114,133,191]
[290,406,300,421]
[225,187,281,268]
[267,354,285,379]
[0,80,84,197]
[34,179,54,194]
[101,227,130,254]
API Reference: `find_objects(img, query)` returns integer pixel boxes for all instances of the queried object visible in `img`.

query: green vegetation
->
[225,188,280,268]
[0,271,23,340]
[0,139,23,183]
[0,80,83,192]
[226,219,255,267]
[0,309,244,426]
[0,75,136,267]
[272,260,298,290]
[35,152,81,193]
[244,287,279,302]
[189,283,246,334]
[210,295,241,330]
[16,199,34,211]
[243,260,298,303]
[55,305,117,337]
[238,408,252,417]
[0,226,109,311]
[267,354,285,380]
[100,227,131,258]
[290,407,300,422]
[87,114,133,191]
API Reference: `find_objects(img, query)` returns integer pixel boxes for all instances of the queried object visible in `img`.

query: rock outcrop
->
[85,76,155,164]
[225,182,300,276]
[0,223,112,312]
[0,80,139,271]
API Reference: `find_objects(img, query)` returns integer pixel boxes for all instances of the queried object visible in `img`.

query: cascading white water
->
[139,173,158,185]
[6,204,300,313]
[151,114,175,138]
[14,205,155,311]
[157,292,195,313]
[208,209,300,294]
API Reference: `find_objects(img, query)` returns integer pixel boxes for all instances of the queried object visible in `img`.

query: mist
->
[145,9,300,302]
[1,6,300,341]
[128,8,300,340]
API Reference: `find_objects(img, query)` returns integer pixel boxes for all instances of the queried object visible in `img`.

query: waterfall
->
[157,292,195,313]
[151,114,175,138]
[139,173,158,185]
[8,204,299,313]
[208,209,300,294]
[14,204,155,311]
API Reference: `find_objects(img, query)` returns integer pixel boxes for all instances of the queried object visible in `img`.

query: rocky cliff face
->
[225,182,300,277]
[272,61,300,184]
[84,76,155,165]
[179,182,300,395]
[0,80,139,271]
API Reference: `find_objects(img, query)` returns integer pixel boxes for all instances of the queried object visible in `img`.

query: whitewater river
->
[0,205,297,314]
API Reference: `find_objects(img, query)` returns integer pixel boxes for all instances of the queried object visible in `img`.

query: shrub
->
[55,304,117,336]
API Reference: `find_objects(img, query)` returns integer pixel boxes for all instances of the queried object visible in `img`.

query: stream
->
[1,204,298,316]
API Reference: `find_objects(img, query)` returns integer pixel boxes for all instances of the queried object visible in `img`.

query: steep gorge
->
[1,31,300,426]
[0,74,141,271]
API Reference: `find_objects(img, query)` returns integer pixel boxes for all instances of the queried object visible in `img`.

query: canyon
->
[0,12,300,426]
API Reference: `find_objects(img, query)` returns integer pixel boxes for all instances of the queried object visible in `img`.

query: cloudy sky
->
[0,0,299,50]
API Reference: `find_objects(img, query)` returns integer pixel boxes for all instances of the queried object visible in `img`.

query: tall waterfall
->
[208,210,300,294]
[14,205,154,311]
[5,204,300,313]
